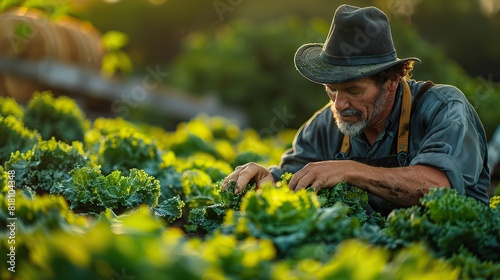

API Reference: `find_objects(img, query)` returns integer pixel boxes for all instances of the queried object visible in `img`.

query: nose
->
[333,91,350,112]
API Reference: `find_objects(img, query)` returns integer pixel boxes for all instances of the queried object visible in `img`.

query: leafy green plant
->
[244,184,321,237]
[0,188,87,233]
[84,117,138,153]
[447,247,500,280]
[217,177,373,257]
[190,233,276,279]
[153,195,185,223]
[185,181,256,234]
[315,182,386,227]
[95,127,162,176]
[5,138,88,194]
[175,156,233,183]
[1,90,497,279]
[280,172,386,227]
[177,168,231,233]
[180,169,220,208]
[491,195,500,208]
[51,166,161,215]
[0,97,24,120]
[303,239,459,280]
[155,164,183,202]
[217,180,256,211]
[0,189,87,279]
[23,91,89,143]
[0,115,40,163]
[0,166,6,193]
[383,188,500,279]
[220,184,323,253]
[168,132,220,159]
[15,206,210,280]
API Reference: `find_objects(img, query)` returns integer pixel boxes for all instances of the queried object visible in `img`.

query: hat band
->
[320,50,397,66]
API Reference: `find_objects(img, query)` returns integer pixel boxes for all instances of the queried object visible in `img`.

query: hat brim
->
[294,43,421,84]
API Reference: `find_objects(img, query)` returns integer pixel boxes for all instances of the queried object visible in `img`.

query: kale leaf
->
[23,91,89,143]
[0,115,40,163]
[51,166,160,215]
[5,138,88,194]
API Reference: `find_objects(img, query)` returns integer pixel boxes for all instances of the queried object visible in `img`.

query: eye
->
[346,87,362,95]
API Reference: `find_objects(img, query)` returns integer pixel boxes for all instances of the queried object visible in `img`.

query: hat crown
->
[293,4,420,84]
[321,5,397,66]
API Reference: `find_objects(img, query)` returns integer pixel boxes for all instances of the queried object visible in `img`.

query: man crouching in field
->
[222,4,490,216]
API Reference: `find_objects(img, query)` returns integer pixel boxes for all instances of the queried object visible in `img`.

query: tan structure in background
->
[0,7,104,103]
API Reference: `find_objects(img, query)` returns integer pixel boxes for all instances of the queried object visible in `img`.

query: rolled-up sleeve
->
[410,85,490,203]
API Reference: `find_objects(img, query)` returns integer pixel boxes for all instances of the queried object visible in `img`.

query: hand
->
[288,160,359,192]
[222,162,274,194]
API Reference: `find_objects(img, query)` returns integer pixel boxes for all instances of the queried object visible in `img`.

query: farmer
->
[222,4,490,215]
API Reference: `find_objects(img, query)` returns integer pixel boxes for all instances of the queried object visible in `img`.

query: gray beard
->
[333,87,386,137]
[336,117,368,137]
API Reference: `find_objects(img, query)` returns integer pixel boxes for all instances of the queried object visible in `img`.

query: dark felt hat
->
[294,5,421,84]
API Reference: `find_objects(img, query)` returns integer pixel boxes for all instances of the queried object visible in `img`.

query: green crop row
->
[1,92,499,279]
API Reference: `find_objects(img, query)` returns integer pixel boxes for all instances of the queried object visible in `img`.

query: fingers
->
[221,166,242,190]
[222,162,274,194]
[288,168,315,191]
[288,162,332,192]
[256,172,274,188]
[236,168,254,193]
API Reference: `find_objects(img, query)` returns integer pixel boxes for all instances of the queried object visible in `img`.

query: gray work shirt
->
[270,79,490,204]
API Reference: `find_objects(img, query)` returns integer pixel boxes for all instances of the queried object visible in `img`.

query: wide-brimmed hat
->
[294,5,421,84]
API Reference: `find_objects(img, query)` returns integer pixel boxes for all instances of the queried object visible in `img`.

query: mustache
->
[339,108,362,117]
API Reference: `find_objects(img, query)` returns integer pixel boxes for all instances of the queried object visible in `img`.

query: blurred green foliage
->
[100,30,133,77]
[411,0,500,82]
[0,0,71,18]
[23,91,90,143]
[0,115,40,164]
[0,97,24,120]
[168,17,500,135]
[77,0,500,80]
[168,18,331,130]
[70,0,500,137]
[391,18,500,136]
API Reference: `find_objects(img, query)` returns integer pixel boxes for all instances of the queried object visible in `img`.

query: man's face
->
[325,77,388,136]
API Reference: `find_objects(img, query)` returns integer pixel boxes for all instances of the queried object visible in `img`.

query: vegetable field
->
[1,92,500,280]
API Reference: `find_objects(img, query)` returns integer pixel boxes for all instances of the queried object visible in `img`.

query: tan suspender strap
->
[397,78,412,154]
[339,78,412,156]
[340,133,350,154]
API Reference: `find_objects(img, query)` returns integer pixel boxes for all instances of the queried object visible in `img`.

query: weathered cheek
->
[360,99,373,119]
[364,107,372,119]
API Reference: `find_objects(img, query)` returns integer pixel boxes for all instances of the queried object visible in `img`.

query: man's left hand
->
[288,160,362,191]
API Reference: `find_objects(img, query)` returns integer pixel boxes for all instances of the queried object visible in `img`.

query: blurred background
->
[1,0,500,173]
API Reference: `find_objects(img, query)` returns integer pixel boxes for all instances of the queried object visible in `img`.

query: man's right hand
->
[221,162,274,194]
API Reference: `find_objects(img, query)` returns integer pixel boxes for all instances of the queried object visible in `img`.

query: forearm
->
[346,163,451,206]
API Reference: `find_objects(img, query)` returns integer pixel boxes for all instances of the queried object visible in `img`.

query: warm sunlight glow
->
[149,0,167,5]
[480,0,500,16]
